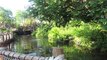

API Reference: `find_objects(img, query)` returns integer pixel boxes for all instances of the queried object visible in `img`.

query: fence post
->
[0,47,6,60]
[52,47,63,57]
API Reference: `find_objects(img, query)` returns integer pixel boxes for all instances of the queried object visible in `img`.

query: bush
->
[91,30,107,53]
[63,46,92,60]
[98,19,107,30]
[32,22,53,47]
[48,20,107,52]
[32,23,51,39]
[66,21,107,53]
[63,46,107,60]
[48,26,73,46]
[69,22,101,50]
[33,20,107,54]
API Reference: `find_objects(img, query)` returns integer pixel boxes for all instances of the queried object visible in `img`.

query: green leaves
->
[0,7,12,22]
[0,7,13,32]
[28,0,107,26]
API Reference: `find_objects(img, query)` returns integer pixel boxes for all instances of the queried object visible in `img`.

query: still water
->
[12,35,51,56]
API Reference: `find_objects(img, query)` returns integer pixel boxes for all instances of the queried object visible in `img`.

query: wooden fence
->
[0,33,14,50]
[0,33,13,43]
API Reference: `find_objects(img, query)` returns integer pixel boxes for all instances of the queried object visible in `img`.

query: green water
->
[13,35,37,53]
[13,35,51,56]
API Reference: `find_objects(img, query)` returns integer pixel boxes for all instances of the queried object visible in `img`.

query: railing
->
[0,32,14,49]
[0,32,13,43]
[0,47,64,60]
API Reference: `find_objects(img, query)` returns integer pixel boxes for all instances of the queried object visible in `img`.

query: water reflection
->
[13,35,37,54]
[12,35,51,56]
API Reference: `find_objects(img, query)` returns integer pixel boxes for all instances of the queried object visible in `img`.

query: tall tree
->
[27,0,107,26]
[28,0,75,26]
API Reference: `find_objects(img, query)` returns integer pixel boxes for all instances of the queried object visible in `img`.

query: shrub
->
[33,20,107,53]
[48,20,103,49]
[63,46,107,60]
[69,22,101,50]
[32,23,51,39]
[66,21,107,53]
[48,26,73,46]
[32,22,53,47]
[98,19,107,30]
[91,30,107,53]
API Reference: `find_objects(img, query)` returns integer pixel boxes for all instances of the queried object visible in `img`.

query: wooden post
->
[52,47,63,57]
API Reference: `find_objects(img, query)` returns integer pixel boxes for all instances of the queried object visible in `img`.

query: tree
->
[27,0,73,26]
[14,10,37,30]
[14,10,29,27]
[27,0,107,26]
[15,10,28,20]
[0,7,13,23]
[0,7,13,29]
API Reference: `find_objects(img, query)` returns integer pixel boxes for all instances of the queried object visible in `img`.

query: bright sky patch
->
[0,0,30,16]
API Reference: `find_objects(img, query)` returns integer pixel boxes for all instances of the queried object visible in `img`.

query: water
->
[12,35,51,56]
[13,35,37,53]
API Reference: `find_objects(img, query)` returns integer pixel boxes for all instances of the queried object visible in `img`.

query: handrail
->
[0,33,13,43]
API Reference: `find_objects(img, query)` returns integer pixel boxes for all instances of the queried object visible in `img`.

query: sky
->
[0,0,31,16]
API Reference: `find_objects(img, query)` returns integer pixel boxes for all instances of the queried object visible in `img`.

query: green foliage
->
[15,42,25,53]
[32,23,50,39]
[14,11,37,31]
[70,23,101,50]
[27,0,107,59]
[0,28,11,32]
[66,20,83,27]
[28,0,78,25]
[28,0,107,25]
[74,0,107,21]
[48,20,100,47]
[48,27,60,44]
[63,46,106,60]
[91,30,107,53]
[0,7,13,29]
[32,23,51,47]
[32,20,107,59]
[48,20,107,52]
[63,46,92,60]
[14,11,29,27]
[66,20,107,53]
[0,7,12,22]
[48,26,73,46]
[98,19,107,30]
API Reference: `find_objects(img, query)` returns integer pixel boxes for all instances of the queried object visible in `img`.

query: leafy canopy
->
[0,7,13,23]
[27,0,107,26]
